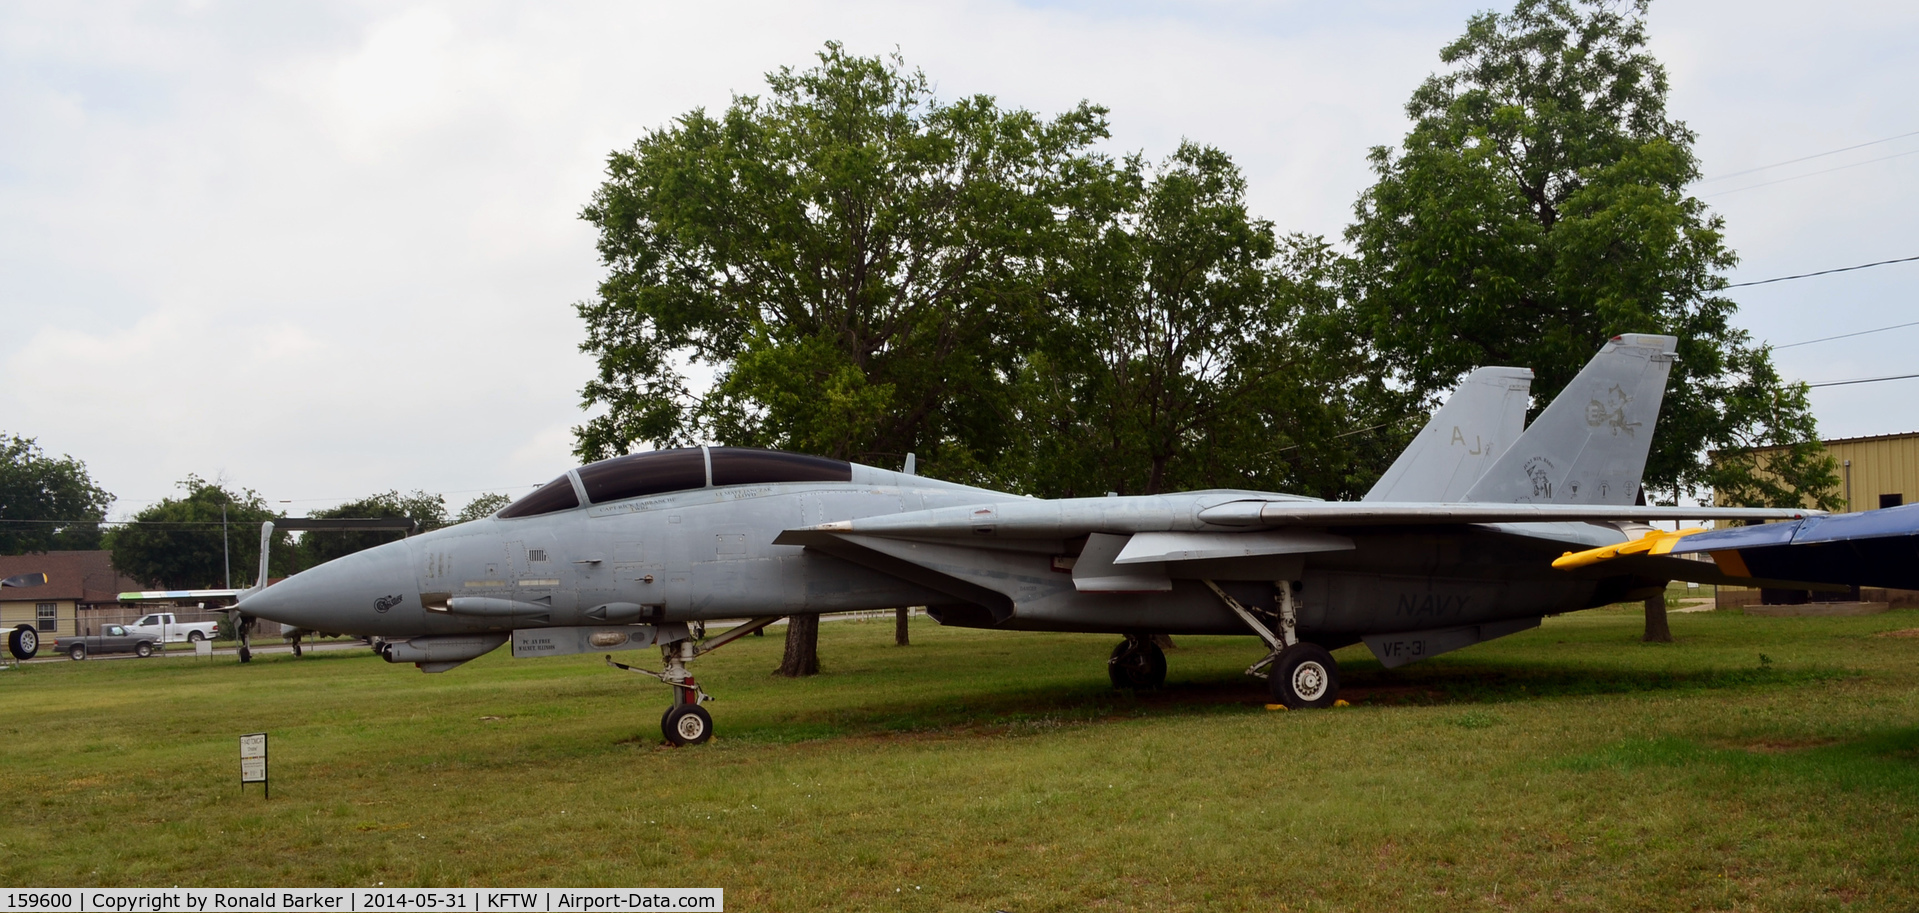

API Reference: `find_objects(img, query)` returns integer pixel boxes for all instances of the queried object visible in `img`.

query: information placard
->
[239,732,267,797]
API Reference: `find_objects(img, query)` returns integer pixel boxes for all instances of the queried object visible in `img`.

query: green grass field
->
[5,603,1919,911]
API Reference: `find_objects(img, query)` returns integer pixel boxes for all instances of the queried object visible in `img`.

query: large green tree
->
[301,490,448,568]
[455,493,512,525]
[574,43,1114,485]
[106,477,293,589]
[1007,145,1403,499]
[577,44,1119,674]
[0,433,113,554]
[1345,0,1837,509]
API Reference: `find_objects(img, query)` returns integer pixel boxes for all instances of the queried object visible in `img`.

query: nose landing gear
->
[606,615,784,746]
[663,702,713,746]
[235,614,256,663]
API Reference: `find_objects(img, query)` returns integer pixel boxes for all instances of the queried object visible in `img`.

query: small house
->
[0,551,144,637]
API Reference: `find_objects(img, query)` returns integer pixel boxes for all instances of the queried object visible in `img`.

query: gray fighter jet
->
[232,335,1819,744]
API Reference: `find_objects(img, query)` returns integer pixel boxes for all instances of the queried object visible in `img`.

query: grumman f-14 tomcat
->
[230,334,1841,745]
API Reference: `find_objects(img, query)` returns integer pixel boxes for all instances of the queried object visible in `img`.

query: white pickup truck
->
[124,612,220,644]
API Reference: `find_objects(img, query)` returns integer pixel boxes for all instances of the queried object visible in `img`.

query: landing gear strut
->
[236,614,255,663]
[1108,635,1167,690]
[607,616,784,746]
[1204,578,1342,709]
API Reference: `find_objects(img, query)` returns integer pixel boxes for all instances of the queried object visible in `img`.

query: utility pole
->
[222,502,231,590]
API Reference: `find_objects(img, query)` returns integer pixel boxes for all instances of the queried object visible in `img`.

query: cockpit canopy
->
[497,447,853,519]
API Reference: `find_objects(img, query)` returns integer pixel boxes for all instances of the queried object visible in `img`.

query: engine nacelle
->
[379,633,509,673]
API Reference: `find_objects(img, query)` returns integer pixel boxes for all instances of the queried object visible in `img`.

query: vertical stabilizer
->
[1463,334,1677,505]
[1364,366,1533,502]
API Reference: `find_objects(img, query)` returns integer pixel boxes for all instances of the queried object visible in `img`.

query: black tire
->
[1108,638,1168,691]
[9,626,38,661]
[69,643,87,661]
[238,644,251,663]
[135,642,153,658]
[662,703,713,746]
[188,630,205,643]
[1269,643,1339,709]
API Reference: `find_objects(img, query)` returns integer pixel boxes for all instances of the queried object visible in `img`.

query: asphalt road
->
[7,608,925,667]
[10,638,372,665]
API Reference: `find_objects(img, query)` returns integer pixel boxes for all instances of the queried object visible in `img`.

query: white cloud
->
[2,0,1915,512]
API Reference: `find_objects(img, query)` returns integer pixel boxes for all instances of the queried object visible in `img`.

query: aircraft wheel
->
[9,625,39,660]
[663,704,713,746]
[69,643,87,661]
[1108,638,1167,691]
[238,644,252,663]
[135,642,153,658]
[1269,643,1339,709]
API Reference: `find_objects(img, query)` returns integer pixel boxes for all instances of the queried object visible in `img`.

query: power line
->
[1775,319,1919,350]
[0,518,217,526]
[1701,147,1919,198]
[1268,413,1424,455]
[1806,372,1919,389]
[1726,254,1919,288]
[1698,128,1919,184]
[272,484,537,504]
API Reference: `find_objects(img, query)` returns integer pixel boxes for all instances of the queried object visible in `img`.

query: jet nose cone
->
[234,538,419,635]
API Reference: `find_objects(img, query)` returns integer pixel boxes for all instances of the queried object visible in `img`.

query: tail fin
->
[1364,366,1533,502]
[1462,334,1677,505]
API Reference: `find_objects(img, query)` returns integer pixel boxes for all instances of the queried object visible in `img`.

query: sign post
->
[240,732,268,798]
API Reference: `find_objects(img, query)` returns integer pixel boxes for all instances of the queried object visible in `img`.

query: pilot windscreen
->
[498,474,579,518]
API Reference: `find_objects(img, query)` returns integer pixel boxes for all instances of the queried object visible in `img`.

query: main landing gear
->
[607,615,785,746]
[1108,635,1167,690]
[1203,579,1341,709]
[1268,642,1339,708]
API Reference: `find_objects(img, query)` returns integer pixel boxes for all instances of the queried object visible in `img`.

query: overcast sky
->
[3,0,1915,518]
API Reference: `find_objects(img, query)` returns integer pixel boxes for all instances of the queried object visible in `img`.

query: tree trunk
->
[776,614,820,676]
[1643,591,1672,643]
[895,607,910,646]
